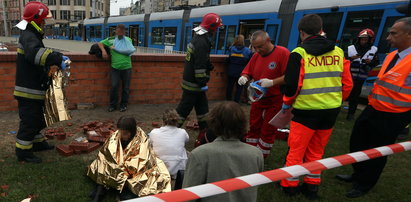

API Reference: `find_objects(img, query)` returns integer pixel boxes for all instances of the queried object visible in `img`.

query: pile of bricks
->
[56,141,100,156]
[45,128,69,140]
[55,120,116,157]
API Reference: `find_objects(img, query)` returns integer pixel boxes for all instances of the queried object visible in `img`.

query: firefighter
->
[237,30,290,158]
[14,1,69,163]
[277,14,353,199]
[346,29,379,120]
[336,17,411,198]
[176,13,223,145]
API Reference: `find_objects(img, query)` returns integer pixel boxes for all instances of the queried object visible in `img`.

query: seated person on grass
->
[87,116,171,201]
[149,109,189,180]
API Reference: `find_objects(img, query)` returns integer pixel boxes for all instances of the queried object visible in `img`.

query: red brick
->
[55,133,66,140]
[56,145,74,157]
[69,141,89,151]
[152,122,161,128]
[87,134,107,144]
[99,127,111,137]
[87,142,101,153]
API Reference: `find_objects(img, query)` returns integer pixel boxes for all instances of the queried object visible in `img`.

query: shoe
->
[108,107,116,112]
[91,184,106,202]
[16,148,42,163]
[335,174,353,182]
[281,185,300,196]
[33,141,54,152]
[346,114,354,121]
[119,106,127,112]
[346,188,368,198]
[300,183,319,200]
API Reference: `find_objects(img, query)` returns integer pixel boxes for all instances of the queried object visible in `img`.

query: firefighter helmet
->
[22,1,52,26]
[199,13,223,33]
[358,29,375,39]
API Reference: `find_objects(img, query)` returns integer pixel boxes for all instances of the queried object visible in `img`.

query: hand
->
[259,78,274,88]
[281,103,291,113]
[201,86,208,92]
[238,76,248,85]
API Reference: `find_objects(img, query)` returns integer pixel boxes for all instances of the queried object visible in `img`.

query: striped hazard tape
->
[125,141,411,202]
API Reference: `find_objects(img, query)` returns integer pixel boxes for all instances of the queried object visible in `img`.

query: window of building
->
[60,10,71,20]
[51,10,57,19]
[152,27,163,45]
[60,0,70,5]
[164,27,177,45]
[74,0,85,6]
[48,0,56,5]
[74,11,86,21]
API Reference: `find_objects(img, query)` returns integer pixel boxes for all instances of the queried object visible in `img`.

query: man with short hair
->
[279,14,352,199]
[238,30,290,157]
[99,24,135,112]
[336,17,411,198]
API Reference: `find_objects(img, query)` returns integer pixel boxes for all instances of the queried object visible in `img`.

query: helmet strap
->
[30,21,43,34]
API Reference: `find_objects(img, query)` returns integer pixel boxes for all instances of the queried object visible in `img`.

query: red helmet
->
[358,29,375,39]
[22,1,52,25]
[200,13,223,33]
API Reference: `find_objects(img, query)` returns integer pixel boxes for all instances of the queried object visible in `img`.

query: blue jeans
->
[110,68,131,108]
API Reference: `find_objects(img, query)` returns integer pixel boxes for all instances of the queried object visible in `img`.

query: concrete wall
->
[0,53,228,111]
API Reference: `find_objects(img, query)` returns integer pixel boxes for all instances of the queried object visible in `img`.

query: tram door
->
[129,25,139,46]
[239,20,265,47]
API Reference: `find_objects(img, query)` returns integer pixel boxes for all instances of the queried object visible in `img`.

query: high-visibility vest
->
[369,51,411,113]
[291,47,344,110]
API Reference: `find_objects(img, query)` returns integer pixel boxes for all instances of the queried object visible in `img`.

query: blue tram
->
[78,0,407,57]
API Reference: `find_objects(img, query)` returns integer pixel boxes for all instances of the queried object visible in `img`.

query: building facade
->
[0,0,21,36]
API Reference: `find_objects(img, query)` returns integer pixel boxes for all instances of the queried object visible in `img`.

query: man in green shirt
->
[98,24,134,112]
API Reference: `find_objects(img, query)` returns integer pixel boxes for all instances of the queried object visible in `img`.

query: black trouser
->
[16,98,46,149]
[176,89,208,130]
[349,105,411,190]
[347,79,365,115]
[110,68,131,108]
[226,76,243,103]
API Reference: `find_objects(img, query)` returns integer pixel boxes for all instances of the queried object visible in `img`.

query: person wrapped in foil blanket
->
[87,116,171,200]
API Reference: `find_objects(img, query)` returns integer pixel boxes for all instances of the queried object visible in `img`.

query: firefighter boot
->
[33,141,54,152]
[301,183,319,200]
[16,148,42,163]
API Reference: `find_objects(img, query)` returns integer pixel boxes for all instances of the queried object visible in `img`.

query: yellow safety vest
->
[292,46,344,110]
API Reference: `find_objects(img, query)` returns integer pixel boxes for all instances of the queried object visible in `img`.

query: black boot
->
[300,183,319,200]
[91,185,106,202]
[281,185,300,196]
[16,148,42,163]
[33,141,54,152]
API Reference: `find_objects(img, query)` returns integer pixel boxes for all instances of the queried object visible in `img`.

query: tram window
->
[226,25,236,48]
[315,12,343,43]
[378,16,402,54]
[217,27,226,50]
[239,20,265,47]
[266,24,278,43]
[164,27,177,46]
[95,25,102,38]
[340,10,383,53]
[129,25,139,46]
[152,27,163,45]
[183,26,191,51]
[109,26,116,37]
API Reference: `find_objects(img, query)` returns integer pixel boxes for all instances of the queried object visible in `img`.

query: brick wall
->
[0,52,228,111]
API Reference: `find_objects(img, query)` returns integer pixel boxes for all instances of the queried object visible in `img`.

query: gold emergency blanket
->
[87,128,171,196]
[44,70,71,126]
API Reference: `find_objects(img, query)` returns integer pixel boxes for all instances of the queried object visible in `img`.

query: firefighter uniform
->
[241,46,290,157]
[14,19,63,161]
[176,33,213,130]
[280,35,353,188]
[348,49,411,193]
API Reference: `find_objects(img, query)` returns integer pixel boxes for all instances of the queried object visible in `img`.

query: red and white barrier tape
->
[125,141,411,202]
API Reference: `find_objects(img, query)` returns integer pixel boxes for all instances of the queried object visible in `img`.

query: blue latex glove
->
[60,56,70,70]
[201,86,208,92]
[282,103,291,113]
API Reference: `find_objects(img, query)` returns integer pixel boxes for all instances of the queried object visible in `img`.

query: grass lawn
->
[0,107,410,202]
